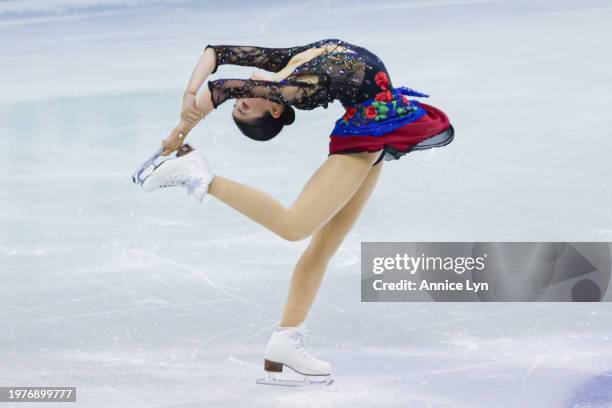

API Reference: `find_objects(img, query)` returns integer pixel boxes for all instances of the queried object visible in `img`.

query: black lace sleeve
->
[207,78,326,110]
[205,44,309,74]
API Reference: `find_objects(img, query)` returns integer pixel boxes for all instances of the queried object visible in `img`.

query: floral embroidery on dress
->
[340,72,422,126]
[333,79,431,137]
[340,94,416,126]
[374,71,390,90]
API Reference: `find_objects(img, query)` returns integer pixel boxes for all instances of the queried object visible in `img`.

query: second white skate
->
[256,325,333,387]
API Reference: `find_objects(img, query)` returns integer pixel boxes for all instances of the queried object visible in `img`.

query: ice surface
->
[1,0,612,407]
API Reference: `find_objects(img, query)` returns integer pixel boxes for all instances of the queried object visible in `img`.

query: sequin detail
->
[206,38,395,110]
[205,44,304,74]
[207,78,320,110]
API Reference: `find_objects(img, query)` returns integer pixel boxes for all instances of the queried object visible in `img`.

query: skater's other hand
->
[181,94,206,128]
[161,124,189,156]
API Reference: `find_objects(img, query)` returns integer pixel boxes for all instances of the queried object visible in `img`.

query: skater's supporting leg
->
[280,161,383,327]
[207,151,381,241]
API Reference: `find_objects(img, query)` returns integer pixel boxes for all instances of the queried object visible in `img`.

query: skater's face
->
[232,71,284,122]
[232,98,277,122]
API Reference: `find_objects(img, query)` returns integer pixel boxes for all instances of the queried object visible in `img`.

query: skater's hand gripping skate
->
[162,122,191,156]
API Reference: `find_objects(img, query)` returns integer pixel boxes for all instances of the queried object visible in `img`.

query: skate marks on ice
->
[190,318,277,361]
[141,335,612,408]
[2,0,612,407]
[0,242,244,325]
[129,249,265,309]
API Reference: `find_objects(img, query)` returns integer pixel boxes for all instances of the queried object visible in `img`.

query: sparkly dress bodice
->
[205,38,394,110]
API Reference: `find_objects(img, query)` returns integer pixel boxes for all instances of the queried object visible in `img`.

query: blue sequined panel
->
[330,87,431,137]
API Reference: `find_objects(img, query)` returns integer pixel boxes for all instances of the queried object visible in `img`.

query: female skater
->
[139,38,454,385]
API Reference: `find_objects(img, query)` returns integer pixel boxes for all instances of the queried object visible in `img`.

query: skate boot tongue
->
[287,325,307,344]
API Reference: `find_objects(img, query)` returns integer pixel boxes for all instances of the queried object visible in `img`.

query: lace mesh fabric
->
[207,78,325,110]
[205,38,391,110]
[206,45,309,74]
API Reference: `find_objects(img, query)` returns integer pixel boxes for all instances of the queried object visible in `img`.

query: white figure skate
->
[256,325,333,387]
[133,144,215,202]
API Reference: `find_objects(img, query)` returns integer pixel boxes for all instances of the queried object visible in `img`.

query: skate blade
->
[132,147,165,185]
[256,371,334,387]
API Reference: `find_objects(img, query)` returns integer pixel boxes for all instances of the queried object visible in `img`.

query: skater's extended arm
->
[184,47,217,96]
[175,77,318,128]
[182,44,306,113]
[177,43,310,126]
[163,47,219,156]
[205,78,321,110]
[204,44,309,74]
[164,42,329,155]
[180,47,217,127]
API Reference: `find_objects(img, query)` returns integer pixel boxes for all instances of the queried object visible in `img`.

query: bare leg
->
[207,151,381,241]
[280,160,384,327]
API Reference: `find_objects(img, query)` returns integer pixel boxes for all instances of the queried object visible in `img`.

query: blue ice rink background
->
[1,0,612,407]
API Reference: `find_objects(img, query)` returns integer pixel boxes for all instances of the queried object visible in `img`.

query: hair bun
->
[281,106,296,126]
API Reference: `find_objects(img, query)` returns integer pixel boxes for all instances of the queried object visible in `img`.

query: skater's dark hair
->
[233,105,295,141]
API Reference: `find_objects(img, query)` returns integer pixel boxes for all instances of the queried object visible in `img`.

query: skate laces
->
[154,157,207,194]
[158,173,191,188]
[290,329,322,362]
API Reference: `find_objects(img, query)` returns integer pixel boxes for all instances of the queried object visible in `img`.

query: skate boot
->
[139,144,215,202]
[256,324,333,386]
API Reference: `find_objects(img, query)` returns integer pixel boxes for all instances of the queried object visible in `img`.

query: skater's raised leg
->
[207,150,381,241]
[280,160,383,326]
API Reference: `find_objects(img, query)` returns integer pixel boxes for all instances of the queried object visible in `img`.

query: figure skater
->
[138,38,454,385]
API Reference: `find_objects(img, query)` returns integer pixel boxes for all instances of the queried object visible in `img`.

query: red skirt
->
[328,102,452,164]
